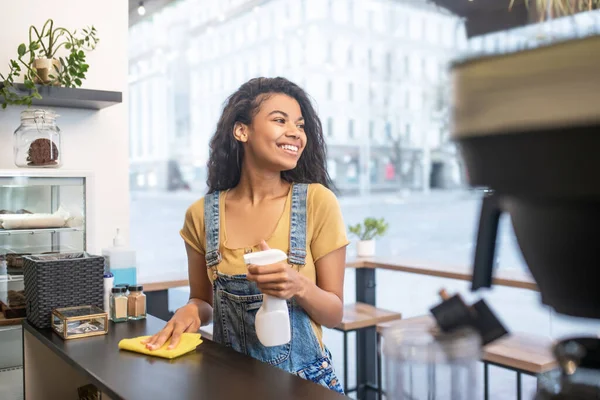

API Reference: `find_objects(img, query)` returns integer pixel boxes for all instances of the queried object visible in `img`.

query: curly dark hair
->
[206,77,333,193]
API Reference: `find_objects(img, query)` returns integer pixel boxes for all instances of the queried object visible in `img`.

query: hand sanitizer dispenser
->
[243,249,291,347]
[102,228,137,287]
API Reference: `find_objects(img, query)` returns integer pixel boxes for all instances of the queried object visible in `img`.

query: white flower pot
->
[357,240,376,258]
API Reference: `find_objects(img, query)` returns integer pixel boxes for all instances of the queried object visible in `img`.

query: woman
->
[144,77,348,393]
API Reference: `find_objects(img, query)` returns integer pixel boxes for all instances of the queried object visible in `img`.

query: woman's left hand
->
[246,241,307,299]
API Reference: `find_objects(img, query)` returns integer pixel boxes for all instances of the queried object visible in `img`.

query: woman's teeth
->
[279,144,298,153]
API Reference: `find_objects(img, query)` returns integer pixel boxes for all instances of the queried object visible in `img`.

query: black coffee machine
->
[451,35,600,399]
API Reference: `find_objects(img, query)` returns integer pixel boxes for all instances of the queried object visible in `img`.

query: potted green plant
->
[0,18,99,109]
[348,217,389,258]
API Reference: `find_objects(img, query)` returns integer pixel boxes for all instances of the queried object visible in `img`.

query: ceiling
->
[128,0,178,26]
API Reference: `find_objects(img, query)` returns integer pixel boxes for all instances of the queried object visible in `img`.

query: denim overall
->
[204,183,344,394]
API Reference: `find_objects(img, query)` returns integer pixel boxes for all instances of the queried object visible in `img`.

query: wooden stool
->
[483,333,556,400]
[376,316,557,400]
[333,302,402,396]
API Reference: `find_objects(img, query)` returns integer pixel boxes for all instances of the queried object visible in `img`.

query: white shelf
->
[0,227,83,236]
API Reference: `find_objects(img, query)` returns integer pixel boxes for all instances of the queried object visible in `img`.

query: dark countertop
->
[23,315,347,400]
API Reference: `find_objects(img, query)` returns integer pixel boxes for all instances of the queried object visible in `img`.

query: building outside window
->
[128,3,600,363]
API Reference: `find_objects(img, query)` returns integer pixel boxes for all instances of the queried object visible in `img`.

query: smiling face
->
[235,93,307,172]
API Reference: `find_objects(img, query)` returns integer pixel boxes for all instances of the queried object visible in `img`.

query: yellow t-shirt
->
[180,183,349,347]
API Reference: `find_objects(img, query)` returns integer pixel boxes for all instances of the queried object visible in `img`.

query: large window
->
[129,0,543,272]
[128,0,600,355]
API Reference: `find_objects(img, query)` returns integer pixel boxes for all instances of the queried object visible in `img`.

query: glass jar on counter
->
[127,285,146,320]
[110,287,128,322]
[14,109,62,168]
[536,337,600,399]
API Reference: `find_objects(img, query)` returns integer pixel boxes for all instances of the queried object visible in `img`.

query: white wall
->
[0,0,129,253]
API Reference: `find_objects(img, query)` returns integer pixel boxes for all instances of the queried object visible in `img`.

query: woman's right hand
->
[142,303,201,350]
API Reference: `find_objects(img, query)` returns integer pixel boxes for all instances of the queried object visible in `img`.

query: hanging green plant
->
[509,0,600,21]
[0,18,99,109]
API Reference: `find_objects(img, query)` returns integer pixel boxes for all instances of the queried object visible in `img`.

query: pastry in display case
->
[0,169,93,372]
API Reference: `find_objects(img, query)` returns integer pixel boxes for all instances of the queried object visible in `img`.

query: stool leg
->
[428,364,433,400]
[343,331,348,394]
[409,362,414,398]
[517,372,522,400]
[484,363,489,400]
[377,333,382,400]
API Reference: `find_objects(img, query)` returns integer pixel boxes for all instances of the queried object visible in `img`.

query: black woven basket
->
[23,252,104,329]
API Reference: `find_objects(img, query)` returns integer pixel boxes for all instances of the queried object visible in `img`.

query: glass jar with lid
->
[127,285,146,320]
[14,109,62,168]
[110,287,128,322]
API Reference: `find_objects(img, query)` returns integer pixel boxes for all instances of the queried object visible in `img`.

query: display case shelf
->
[0,275,24,327]
[0,315,24,327]
[0,275,23,283]
[0,170,91,383]
[0,176,84,187]
[0,227,83,237]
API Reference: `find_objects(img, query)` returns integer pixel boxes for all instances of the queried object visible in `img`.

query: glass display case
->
[0,169,93,384]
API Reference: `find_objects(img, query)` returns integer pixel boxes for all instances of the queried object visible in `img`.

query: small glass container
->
[14,109,62,168]
[536,337,600,399]
[51,305,108,340]
[127,284,146,320]
[110,287,128,322]
[383,321,481,400]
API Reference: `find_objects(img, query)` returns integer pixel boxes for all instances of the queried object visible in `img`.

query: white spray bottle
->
[243,249,291,347]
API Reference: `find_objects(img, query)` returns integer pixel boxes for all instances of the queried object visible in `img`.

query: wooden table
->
[23,315,347,400]
[140,258,537,294]
[346,257,537,291]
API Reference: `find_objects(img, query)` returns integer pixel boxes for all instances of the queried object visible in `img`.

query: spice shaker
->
[103,272,114,313]
[110,287,128,322]
[127,285,146,320]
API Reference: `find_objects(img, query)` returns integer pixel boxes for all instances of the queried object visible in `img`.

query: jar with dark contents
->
[14,109,62,168]
[127,285,146,320]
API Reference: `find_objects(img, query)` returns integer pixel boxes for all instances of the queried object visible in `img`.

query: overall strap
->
[289,183,308,266]
[204,190,222,268]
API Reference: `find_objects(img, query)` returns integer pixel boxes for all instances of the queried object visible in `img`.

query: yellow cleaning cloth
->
[118,333,202,359]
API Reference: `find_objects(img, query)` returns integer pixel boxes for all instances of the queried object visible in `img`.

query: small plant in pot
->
[0,18,99,109]
[348,217,389,258]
